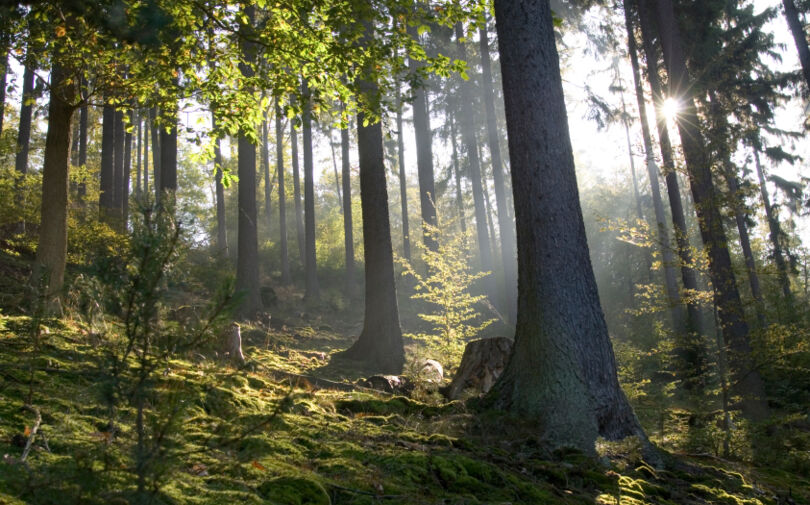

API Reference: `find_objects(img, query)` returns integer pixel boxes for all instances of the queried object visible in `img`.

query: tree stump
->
[223,322,246,366]
[446,337,512,400]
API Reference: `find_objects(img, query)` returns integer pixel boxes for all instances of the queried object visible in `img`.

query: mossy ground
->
[0,306,808,504]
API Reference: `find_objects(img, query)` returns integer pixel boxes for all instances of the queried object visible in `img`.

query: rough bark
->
[447,337,512,400]
[340,111,355,293]
[649,0,767,421]
[408,26,439,251]
[33,59,76,307]
[625,2,685,333]
[276,101,291,283]
[302,80,319,300]
[15,63,35,175]
[754,149,792,303]
[291,118,306,265]
[488,0,649,453]
[455,23,497,300]
[636,0,705,339]
[395,85,411,260]
[99,104,116,222]
[782,0,810,90]
[235,5,262,319]
[480,21,517,321]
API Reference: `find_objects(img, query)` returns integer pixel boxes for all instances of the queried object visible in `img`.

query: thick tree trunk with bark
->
[754,149,792,303]
[276,102,291,283]
[99,104,116,222]
[395,85,411,260]
[302,81,319,300]
[235,6,262,319]
[649,0,767,421]
[488,0,649,453]
[291,119,306,266]
[408,27,439,251]
[212,111,228,256]
[625,2,685,333]
[15,64,35,175]
[782,0,810,90]
[455,23,497,300]
[340,113,355,293]
[33,60,76,308]
[480,21,517,321]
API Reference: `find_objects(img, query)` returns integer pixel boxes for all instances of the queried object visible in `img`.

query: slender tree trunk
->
[302,80,319,300]
[449,112,467,237]
[275,101,291,283]
[625,2,685,333]
[0,45,7,133]
[143,112,149,195]
[99,104,116,222]
[480,20,517,320]
[77,95,88,200]
[649,0,767,421]
[341,113,355,294]
[291,118,306,266]
[395,85,411,260]
[455,23,497,299]
[135,109,142,197]
[488,0,650,454]
[212,111,228,256]
[782,0,810,90]
[113,108,124,221]
[159,109,177,194]
[329,132,343,208]
[15,63,35,176]
[150,107,161,201]
[408,27,439,251]
[33,59,76,308]
[754,149,792,303]
[637,0,705,340]
[235,5,262,318]
[262,113,272,229]
[478,139,499,267]
[337,108,404,374]
[123,109,133,226]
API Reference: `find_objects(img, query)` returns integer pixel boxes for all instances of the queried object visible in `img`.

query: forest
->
[0,0,809,503]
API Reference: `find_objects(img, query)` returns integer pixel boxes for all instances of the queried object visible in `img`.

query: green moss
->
[258,477,330,505]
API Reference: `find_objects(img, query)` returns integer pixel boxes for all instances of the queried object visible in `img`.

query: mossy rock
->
[258,477,330,505]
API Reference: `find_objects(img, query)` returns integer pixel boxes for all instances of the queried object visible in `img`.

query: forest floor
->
[0,255,809,504]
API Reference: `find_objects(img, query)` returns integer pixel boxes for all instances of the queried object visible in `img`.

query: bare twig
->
[20,404,42,462]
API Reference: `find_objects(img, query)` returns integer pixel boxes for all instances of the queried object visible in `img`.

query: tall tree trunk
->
[77,94,88,200]
[449,112,467,237]
[262,113,272,229]
[150,107,161,200]
[0,44,7,133]
[488,0,649,454]
[302,80,319,300]
[135,109,142,197]
[113,108,125,221]
[478,139,499,267]
[291,117,306,266]
[480,20,517,321]
[15,63,35,176]
[754,149,792,303]
[159,108,177,194]
[625,2,685,333]
[33,59,76,308]
[338,108,404,374]
[637,0,705,341]
[123,109,133,226]
[99,104,116,222]
[455,23,497,299]
[395,85,411,260]
[341,111,355,293]
[275,102,291,283]
[235,5,262,318]
[212,111,228,257]
[782,0,810,90]
[329,132,343,208]
[143,111,149,195]
[648,0,767,421]
[408,27,439,251]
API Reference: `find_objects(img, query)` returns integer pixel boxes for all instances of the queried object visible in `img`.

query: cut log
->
[446,337,512,400]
